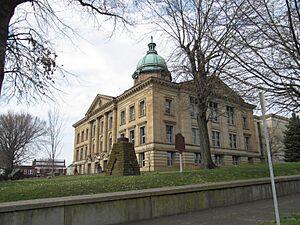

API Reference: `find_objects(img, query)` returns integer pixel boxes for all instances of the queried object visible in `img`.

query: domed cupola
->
[132,37,171,84]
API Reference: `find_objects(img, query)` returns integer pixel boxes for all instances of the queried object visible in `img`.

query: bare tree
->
[140,0,248,168]
[0,0,132,101]
[42,108,64,174]
[0,111,46,175]
[223,0,300,113]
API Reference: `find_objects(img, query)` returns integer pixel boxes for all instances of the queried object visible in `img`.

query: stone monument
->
[106,137,140,176]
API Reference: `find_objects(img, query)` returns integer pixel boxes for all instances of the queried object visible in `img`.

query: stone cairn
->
[106,137,140,176]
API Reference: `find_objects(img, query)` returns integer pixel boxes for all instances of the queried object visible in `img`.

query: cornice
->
[117,77,180,102]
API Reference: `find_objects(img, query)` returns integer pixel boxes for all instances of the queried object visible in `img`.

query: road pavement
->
[119,193,300,225]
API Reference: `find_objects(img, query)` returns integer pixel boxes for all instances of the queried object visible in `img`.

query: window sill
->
[164,113,175,117]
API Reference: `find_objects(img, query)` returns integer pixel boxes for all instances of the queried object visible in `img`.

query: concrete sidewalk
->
[120,194,300,225]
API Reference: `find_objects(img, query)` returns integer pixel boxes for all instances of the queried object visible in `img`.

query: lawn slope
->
[0,163,300,203]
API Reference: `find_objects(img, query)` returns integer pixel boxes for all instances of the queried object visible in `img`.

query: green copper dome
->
[132,37,169,79]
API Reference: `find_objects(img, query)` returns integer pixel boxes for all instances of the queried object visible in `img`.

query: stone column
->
[88,121,93,156]
[112,107,118,144]
[95,117,100,155]
[103,113,108,152]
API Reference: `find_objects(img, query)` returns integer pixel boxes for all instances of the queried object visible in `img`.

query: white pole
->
[259,92,281,225]
[179,153,183,173]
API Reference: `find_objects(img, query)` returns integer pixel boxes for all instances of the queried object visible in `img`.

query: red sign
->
[175,133,185,153]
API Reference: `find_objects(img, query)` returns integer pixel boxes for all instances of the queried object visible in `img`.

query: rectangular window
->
[129,105,135,121]
[192,128,200,145]
[229,133,237,149]
[227,106,235,125]
[215,154,223,166]
[86,129,89,140]
[77,133,80,144]
[209,102,218,122]
[81,131,84,142]
[80,148,83,160]
[85,146,88,158]
[194,153,202,165]
[167,151,175,166]
[139,153,145,167]
[242,116,248,129]
[76,149,79,161]
[212,131,220,147]
[245,136,251,151]
[129,129,135,144]
[120,110,126,125]
[232,156,241,165]
[140,126,146,144]
[248,157,254,164]
[166,125,174,144]
[139,100,146,117]
[190,97,198,117]
[165,99,172,114]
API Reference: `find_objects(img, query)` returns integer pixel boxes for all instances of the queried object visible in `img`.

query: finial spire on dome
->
[147,36,157,54]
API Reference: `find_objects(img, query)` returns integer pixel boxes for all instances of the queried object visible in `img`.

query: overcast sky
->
[0,5,169,166]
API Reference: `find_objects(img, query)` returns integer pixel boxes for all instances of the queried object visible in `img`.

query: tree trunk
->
[5,152,14,176]
[197,110,216,169]
[0,2,16,95]
[52,154,55,175]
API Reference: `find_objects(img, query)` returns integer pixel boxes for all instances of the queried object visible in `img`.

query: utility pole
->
[259,92,281,225]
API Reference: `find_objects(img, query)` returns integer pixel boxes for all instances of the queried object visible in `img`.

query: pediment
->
[85,94,113,116]
[179,76,250,107]
[212,78,246,105]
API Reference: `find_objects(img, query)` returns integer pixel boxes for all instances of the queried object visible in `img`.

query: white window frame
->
[192,128,199,145]
[129,105,135,121]
[227,106,235,125]
[165,99,172,114]
[212,131,220,147]
[129,129,135,144]
[245,136,250,151]
[120,110,126,125]
[209,102,218,122]
[229,133,237,149]
[243,116,248,129]
[166,125,174,144]
[194,153,202,165]
[139,153,145,167]
[139,100,146,117]
[232,156,241,165]
[215,154,223,166]
[139,126,146,144]
[167,151,175,166]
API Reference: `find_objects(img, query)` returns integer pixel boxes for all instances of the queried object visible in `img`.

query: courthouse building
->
[72,39,262,174]
[255,114,289,163]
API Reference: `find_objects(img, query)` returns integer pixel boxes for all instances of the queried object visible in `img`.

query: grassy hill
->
[0,162,300,203]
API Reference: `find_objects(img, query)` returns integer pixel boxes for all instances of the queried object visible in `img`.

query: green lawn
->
[0,162,300,203]
[262,213,300,225]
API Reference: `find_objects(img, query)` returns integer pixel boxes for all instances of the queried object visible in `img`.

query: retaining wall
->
[1,175,300,225]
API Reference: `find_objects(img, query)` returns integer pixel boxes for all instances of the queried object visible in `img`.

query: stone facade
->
[72,40,262,174]
[254,114,289,163]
